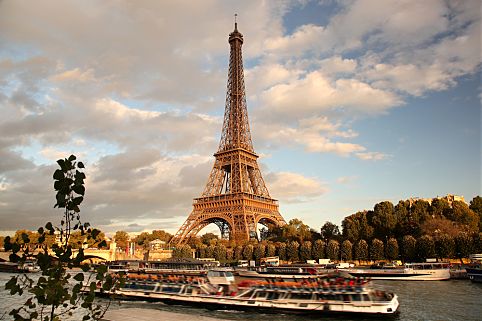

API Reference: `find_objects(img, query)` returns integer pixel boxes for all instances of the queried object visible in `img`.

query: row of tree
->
[171,231,480,263]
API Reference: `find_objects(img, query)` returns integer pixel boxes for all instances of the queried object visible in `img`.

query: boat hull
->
[465,268,482,283]
[348,268,450,281]
[109,289,399,316]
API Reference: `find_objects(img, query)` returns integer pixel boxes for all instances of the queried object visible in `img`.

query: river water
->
[0,273,480,321]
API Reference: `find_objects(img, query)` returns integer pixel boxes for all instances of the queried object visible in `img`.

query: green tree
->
[401,235,417,262]
[253,243,266,263]
[455,232,473,261]
[173,244,192,259]
[4,155,121,321]
[371,201,397,238]
[287,241,300,262]
[469,196,482,231]
[281,219,312,243]
[243,244,254,260]
[385,237,399,261]
[266,243,276,257]
[340,240,353,261]
[206,244,216,258]
[410,199,431,225]
[114,230,130,251]
[277,242,287,261]
[312,239,325,260]
[449,201,479,232]
[201,233,219,246]
[435,233,455,259]
[150,230,172,243]
[354,239,368,263]
[133,232,150,248]
[416,235,435,261]
[234,245,243,261]
[197,243,207,259]
[326,240,340,261]
[320,222,341,241]
[299,241,312,262]
[342,216,359,242]
[214,244,227,262]
[429,198,451,218]
[370,238,384,261]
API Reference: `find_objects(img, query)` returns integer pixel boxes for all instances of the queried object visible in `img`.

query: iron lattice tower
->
[170,22,286,245]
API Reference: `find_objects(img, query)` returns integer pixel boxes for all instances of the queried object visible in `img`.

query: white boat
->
[348,262,450,281]
[99,270,399,316]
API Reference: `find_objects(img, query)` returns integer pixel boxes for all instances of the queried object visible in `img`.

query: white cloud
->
[265,171,327,203]
[260,71,402,117]
[356,152,390,161]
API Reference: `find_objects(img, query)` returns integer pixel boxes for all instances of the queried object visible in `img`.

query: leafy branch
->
[3,155,123,321]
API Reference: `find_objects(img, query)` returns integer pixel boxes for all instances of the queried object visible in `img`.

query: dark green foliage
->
[416,235,436,261]
[455,232,473,259]
[435,233,455,259]
[401,235,417,262]
[469,196,482,232]
[277,242,287,261]
[326,240,340,261]
[320,222,341,241]
[371,201,396,238]
[234,245,243,261]
[172,244,193,259]
[4,155,123,321]
[253,243,266,263]
[286,241,300,262]
[299,241,312,262]
[340,240,353,261]
[370,238,384,261]
[266,244,276,257]
[385,238,399,261]
[312,239,325,260]
[354,239,368,262]
[214,244,227,262]
[242,244,254,260]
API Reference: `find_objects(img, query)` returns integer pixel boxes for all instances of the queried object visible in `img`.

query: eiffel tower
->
[170,21,286,245]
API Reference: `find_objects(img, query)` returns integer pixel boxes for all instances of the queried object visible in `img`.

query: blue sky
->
[0,0,480,236]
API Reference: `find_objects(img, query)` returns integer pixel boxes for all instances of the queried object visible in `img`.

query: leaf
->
[21,232,30,244]
[45,222,54,233]
[53,169,65,181]
[68,154,76,161]
[78,161,85,168]
[72,196,84,206]
[73,185,85,196]
[73,273,84,282]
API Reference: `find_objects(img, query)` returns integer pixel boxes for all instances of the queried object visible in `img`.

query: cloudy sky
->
[0,0,480,236]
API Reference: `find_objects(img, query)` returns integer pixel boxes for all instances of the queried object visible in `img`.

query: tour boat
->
[347,262,450,281]
[465,266,482,283]
[99,270,399,316]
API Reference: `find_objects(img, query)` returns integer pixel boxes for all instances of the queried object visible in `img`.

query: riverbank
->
[102,308,229,321]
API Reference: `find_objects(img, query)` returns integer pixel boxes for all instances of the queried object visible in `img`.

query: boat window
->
[352,294,362,301]
[343,294,350,302]
[362,294,370,302]
[290,292,312,300]
[266,292,280,300]
[255,291,267,299]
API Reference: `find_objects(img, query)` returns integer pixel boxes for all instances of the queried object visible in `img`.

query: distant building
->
[408,194,465,207]
[149,239,166,250]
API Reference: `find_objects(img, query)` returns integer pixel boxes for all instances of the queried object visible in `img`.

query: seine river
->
[0,273,481,321]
